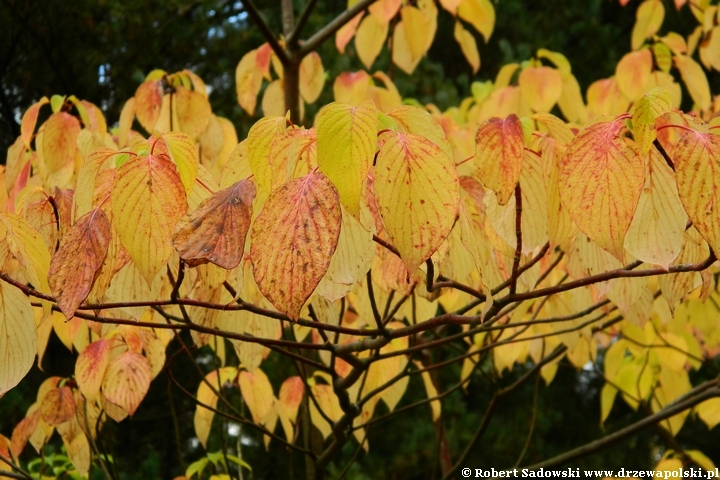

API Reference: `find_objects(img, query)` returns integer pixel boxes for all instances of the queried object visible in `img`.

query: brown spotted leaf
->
[172,179,256,269]
[39,386,76,426]
[250,172,342,319]
[49,208,111,318]
[74,339,111,402]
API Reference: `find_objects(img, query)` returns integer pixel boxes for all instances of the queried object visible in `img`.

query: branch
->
[524,383,720,470]
[653,139,674,171]
[241,0,288,65]
[301,0,378,56]
[0,455,31,480]
[287,0,318,45]
[509,184,523,295]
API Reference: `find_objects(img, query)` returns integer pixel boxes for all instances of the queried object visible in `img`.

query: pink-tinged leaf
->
[615,49,653,102]
[474,114,524,205]
[49,208,111,318]
[518,66,563,112]
[172,179,256,269]
[336,13,364,54]
[101,351,151,416]
[559,118,645,259]
[41,112,81,174]
[673,130,720,253]
[135,80,164,132]
[75,339,111,401]
[20,97,49,149]
[278,376,304,424]
[250,172,342,320]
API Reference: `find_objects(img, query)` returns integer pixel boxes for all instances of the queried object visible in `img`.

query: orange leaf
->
[474,114,524,205]
[674,130,720,253]
[278,376,304,424]
[41,112,81,174]
[101,351,151,416]
[111,153,187,285]
[174,85,212,139]
[20,97,49,150]
[616,49,653,102]
[75,339,110,402]
[559,118,645,259]
[336,13,364,54]
[172,179,256,269]
[250,172,342,319]
[518,66,563,113]
[49,208,111,318]
[134,80,164,132]
[39,386,76,426]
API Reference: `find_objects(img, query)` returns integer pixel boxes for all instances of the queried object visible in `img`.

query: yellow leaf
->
[559,118,645,259]
[374,131,459,275]
[674,54,711,111]
[101,351,151,416]
[587,78,629,118]
[250,172,342,319]
[248,116,287,194]
[74,339,110,402]
[235,49,264,115]
[20,97,49,150]
[220,140,252,189]
[453,21,480,73]
[600,382,617,424]
[401,6,429,60]
[299,52,325,104]
[537,49,572,77]
[631,0,665,50]
[391,20,421,74]
[696,398,720,430]
[316,99,377,217]
[659,228,708,309]
[615,49,653,102]
[518,66,563,113]
[239,369,275,424]
[172,179,255,269]
[41,112,81,174]
[49,208,111,318]
[474,114,524,205]
[387,105,453,162]
[631,86,673,153]
[174,85,211,139]
[194,367,237,448]
[355,14,389,70]
[0,281,37,396]
[157,131,199,193]
[674,130,720,253]
[261,79,286,117]
[557,73,588,123]
[317,205,374,301]
[457,0,495,42]
[699,25,720,71]
[0,212,52,300]
[624,149,686,269]
[686,450,716,472]
[111,154,187,285]
[333,71,371,105]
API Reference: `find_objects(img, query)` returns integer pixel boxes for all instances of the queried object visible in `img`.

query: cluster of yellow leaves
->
[340,0,494,74]
[235,43,325,117]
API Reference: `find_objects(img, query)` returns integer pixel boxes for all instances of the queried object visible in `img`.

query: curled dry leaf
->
[101,351,151,416]
[172,179,256,269]
[250,172,342,320]
[49,208,111,319]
